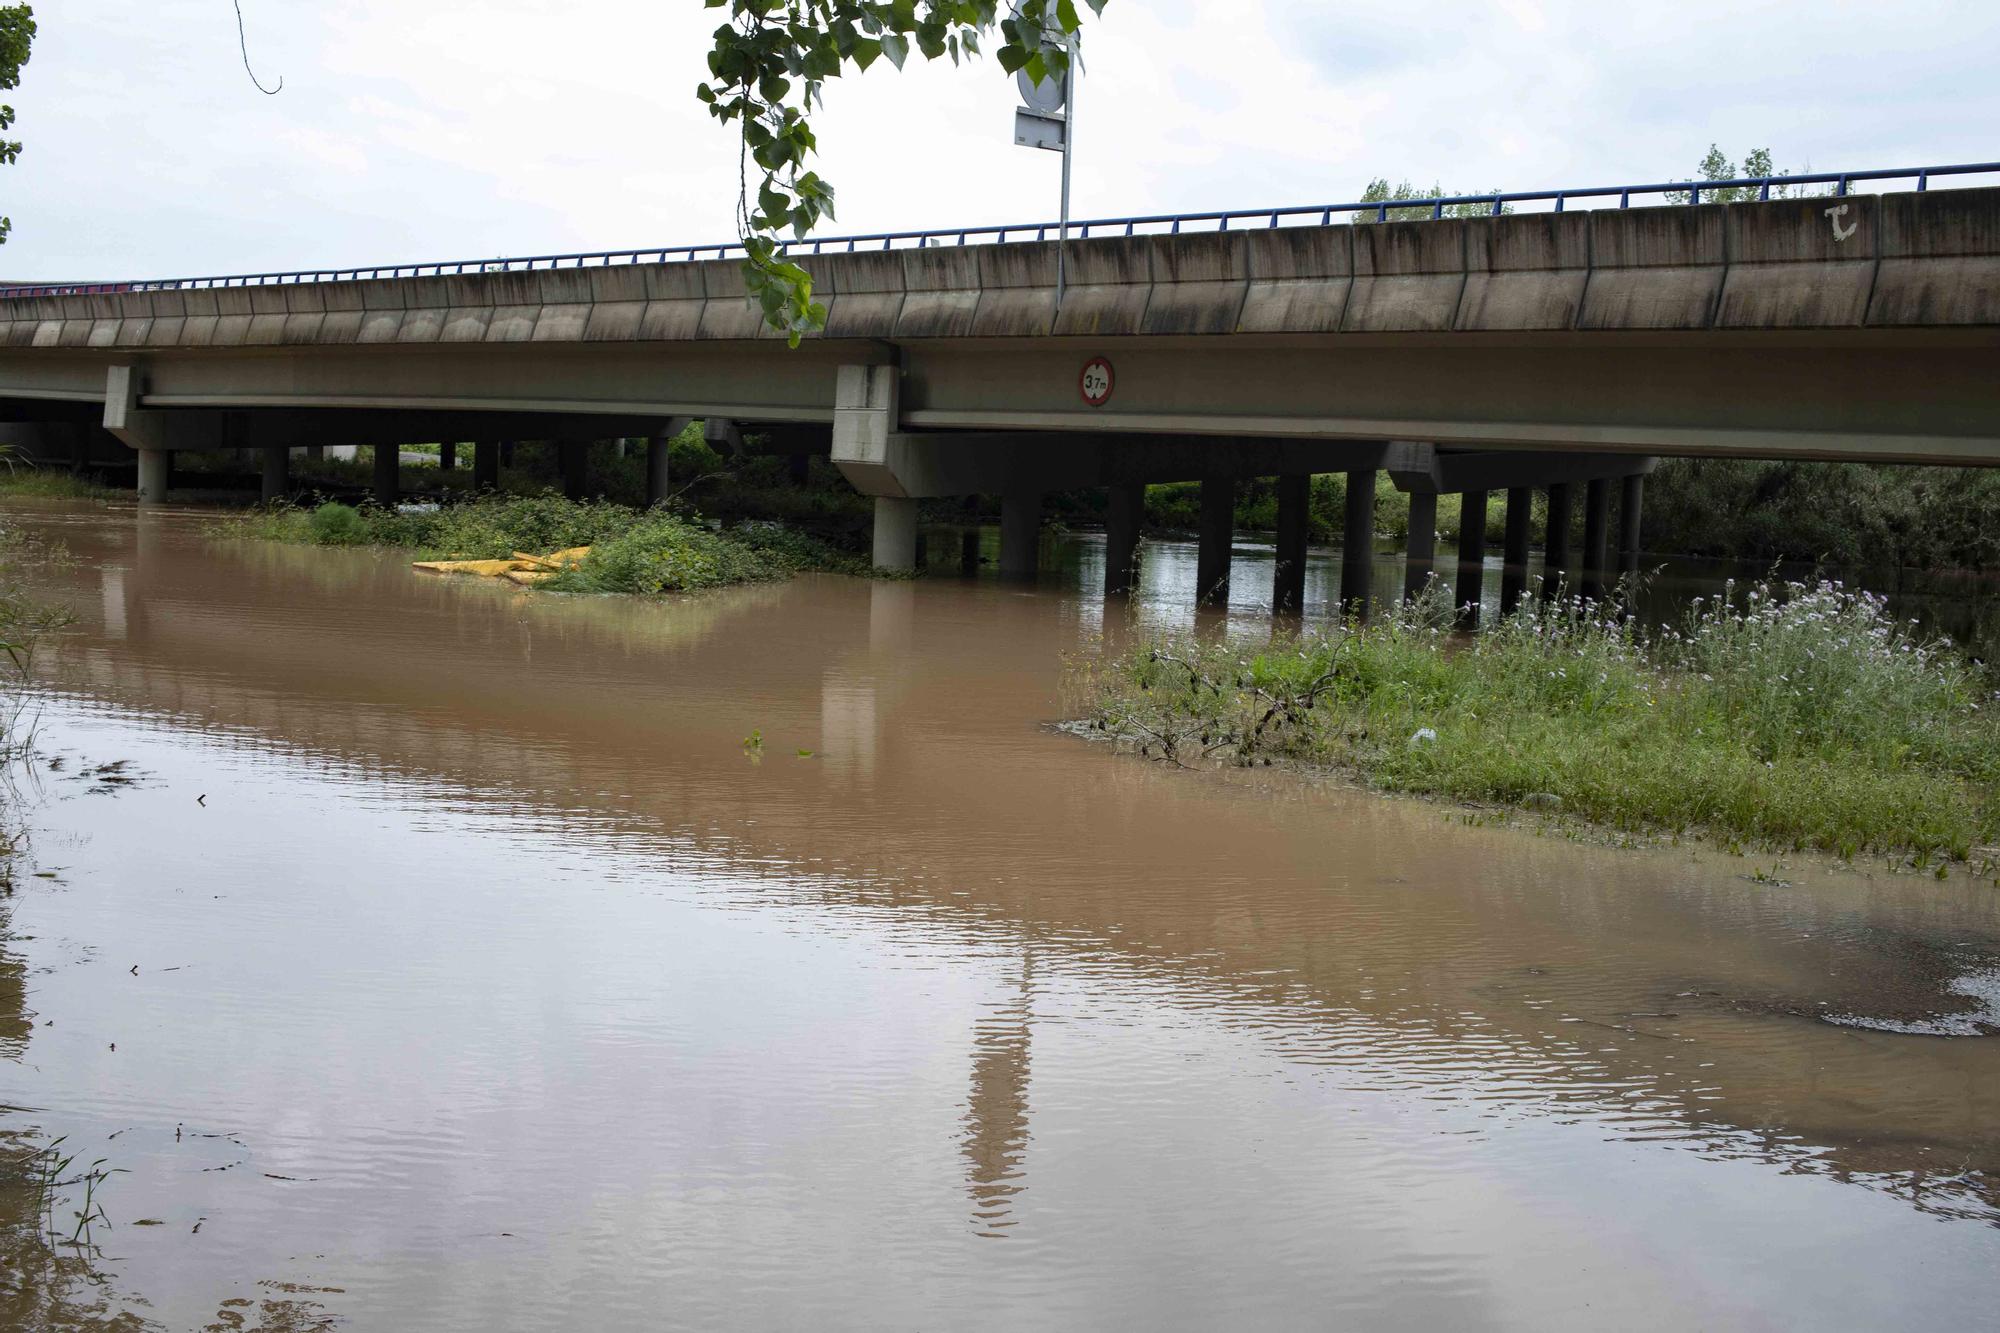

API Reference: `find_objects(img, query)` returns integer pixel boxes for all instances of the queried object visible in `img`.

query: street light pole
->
[1056,35,1074,310]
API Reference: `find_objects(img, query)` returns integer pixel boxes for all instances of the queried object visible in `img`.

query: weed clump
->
[1074,578,2000,866]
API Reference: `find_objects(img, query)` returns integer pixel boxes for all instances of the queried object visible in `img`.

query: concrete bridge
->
[3,171,1999,616]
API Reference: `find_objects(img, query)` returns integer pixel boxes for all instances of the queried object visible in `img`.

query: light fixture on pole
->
[1012,35,1074,309]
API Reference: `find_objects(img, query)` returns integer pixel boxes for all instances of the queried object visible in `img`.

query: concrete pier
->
[960,529,981,576]
[1404,490,1437,601]
[499,441,516,467]
[1501,487,1532,615]
[1542,481,1572,599]
[1104,482,1144,597]
[439,442,456,472]
[261,446,288,503]
[474,441,500,491]
[304,444,324,463]
[1581,478,1612,600]
[871,496,918,572]
[1619,474,1646,579]
[373,443,398,507]
[136,448,169,505]
[1342,468,1376,617]
[1000,492,1041,580]
[1273,473,1309,614]
[1196,477,1235,607]
[646,432,672,507]
[1455,490,1487,626]
[561,442,588,500]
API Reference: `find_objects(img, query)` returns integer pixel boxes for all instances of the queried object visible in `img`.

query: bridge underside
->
[2,327,1996,468]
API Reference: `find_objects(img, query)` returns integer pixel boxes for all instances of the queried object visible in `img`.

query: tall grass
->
[1073,578,2000,865]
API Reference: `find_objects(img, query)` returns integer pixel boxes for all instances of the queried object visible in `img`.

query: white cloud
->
[5,0,1998,280]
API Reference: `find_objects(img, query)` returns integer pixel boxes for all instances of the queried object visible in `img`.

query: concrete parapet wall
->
[10,188,2000,350]
[1345,219,1467,332]
[1458,213,1589,331]
[1577,204,1726,330]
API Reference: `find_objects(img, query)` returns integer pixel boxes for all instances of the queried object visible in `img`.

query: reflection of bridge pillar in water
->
[962,949,1033,1238]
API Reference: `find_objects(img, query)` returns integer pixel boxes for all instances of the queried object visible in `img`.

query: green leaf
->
[879,32,908,68]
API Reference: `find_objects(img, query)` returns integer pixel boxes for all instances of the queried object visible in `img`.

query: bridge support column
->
[1581,478,1612,601]
[1104,481,1143,597]
[1000,492,1041,580]
[439,442,456,473]
[372,444,398,507]
[1501,487,1532,616]
[304,445,324,463]
[474,441,500,491]
[1196,477,1234,607]
[1542,481,1572,601]
[136,449,170,505]
[560,442,588,500]
[1619,474,1645,581]
[1404,490,1437,601]
[1273,473,1309,614]
[1341,468,1376,618]
[500,441,516,467]
[646,433,672,507]
[260,446,289,504]
[960,529,981,576]
[1455,490,1487,627]
[871,496,918,573]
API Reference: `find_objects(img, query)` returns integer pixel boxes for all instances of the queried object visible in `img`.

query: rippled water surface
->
[2,502,1997,1330]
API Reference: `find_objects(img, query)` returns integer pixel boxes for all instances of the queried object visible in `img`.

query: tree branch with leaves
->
[699,0,1106,344]
[0,4,34,246]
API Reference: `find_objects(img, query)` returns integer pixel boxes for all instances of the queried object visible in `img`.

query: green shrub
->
[306,502,369,545]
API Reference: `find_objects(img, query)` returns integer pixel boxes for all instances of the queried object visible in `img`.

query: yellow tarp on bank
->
[412,547,590,583]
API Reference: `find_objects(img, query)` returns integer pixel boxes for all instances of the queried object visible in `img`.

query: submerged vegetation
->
[230,493,878,593]
[1074,578,2000,867]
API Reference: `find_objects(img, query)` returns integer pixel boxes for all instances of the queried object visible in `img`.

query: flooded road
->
[2,501,1997,1330]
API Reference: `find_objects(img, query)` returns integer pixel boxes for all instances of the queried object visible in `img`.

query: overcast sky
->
[7,1,1999,280]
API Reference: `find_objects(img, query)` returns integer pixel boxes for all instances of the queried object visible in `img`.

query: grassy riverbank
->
[229,493,878,592]
[1073,579,2000,868]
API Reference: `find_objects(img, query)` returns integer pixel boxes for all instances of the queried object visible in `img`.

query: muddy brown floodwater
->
[0,500,1996,1330]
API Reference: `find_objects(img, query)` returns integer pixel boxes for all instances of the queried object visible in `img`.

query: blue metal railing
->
[5,160,1998,299]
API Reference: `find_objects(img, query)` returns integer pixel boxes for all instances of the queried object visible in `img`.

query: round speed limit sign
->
[1079,356,1114,408]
